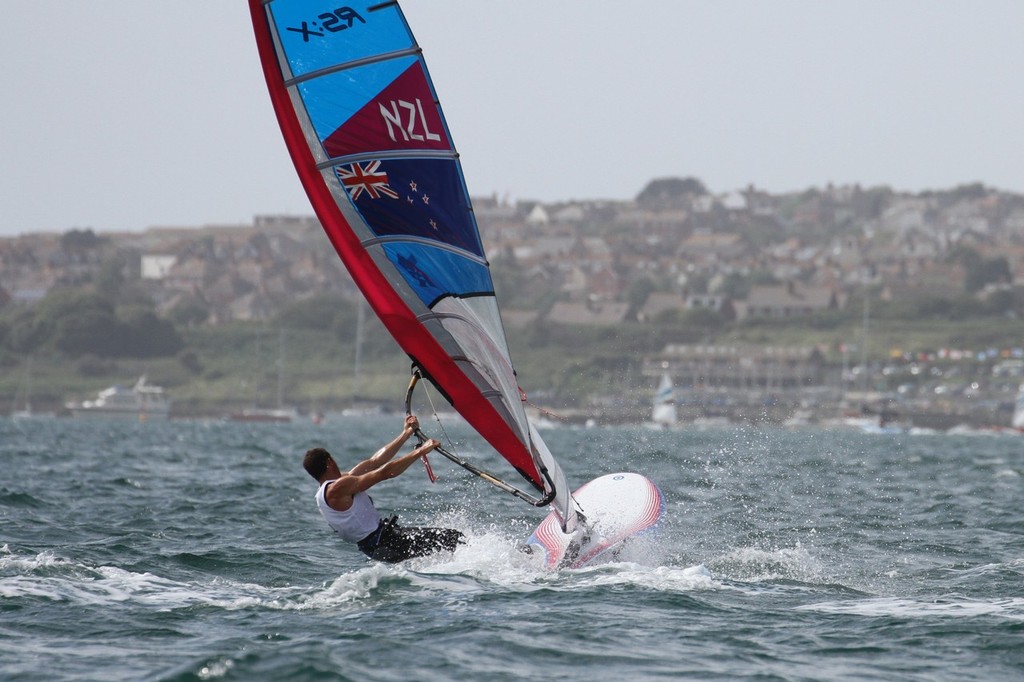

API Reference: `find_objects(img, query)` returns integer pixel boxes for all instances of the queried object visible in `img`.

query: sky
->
[2,1,1023,236]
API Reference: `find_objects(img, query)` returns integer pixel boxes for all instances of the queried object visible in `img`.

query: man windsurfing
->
[302,414,464,562]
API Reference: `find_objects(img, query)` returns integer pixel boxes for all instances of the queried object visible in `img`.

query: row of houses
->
[0,217,355,323]
[469,182,1024,327]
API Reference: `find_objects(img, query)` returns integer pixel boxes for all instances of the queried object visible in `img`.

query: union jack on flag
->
[336,160,399,200]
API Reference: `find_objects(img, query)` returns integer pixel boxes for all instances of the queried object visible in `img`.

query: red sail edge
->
[248,1,542,489]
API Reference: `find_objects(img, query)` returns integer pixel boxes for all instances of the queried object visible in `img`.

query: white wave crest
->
[572,563,722,592]
[0,549,69,572]
[796,596,1024,620]
[0,548,301,610]
[703,543,827,583]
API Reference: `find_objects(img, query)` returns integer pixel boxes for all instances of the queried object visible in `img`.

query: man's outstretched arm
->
[349,415,420,476]
[328,439,440,506]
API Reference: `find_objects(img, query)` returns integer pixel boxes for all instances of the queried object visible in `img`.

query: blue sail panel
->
[297,56,418,147]
[382,243,494,307]
[268,2,413,79]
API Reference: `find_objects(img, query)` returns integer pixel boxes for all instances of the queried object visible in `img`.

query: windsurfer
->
[303,415,465,562]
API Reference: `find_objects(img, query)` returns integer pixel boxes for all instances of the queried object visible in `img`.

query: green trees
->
[636,177,708,206]
[947,245,1012,294]
[272,293,355,332]
[1,289,182,358]
[118,307,183,357]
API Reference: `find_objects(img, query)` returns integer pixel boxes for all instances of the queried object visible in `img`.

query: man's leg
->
[370,524,464,561]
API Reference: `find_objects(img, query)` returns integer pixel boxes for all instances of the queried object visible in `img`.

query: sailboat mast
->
[23,356,33,413]
[860,292,870,393]
[276,329,286,410]
[352,298,365,407]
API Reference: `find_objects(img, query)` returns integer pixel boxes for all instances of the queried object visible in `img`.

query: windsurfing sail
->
[249,0,577,530]
[1013,384,1024,431]
[652,373,677,428]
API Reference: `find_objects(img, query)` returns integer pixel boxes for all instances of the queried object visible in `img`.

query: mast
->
[276,329,286,411]
[860,291,870,393]
[352,297,365,408]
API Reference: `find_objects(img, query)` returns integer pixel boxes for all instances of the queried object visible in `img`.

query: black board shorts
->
[357,516,464,563]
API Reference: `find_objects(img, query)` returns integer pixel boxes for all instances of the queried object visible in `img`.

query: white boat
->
[1012,383,1024,430]
[66,376,170,421]
[646,373,678,429]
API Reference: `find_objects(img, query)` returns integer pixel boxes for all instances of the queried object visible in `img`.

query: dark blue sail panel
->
[337,158,484,257]
[268,2,413,79]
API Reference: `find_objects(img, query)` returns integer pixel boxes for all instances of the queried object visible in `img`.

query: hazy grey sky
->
[2,1,1022,236]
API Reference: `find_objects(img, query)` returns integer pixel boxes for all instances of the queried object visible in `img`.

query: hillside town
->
[4,178,1024,428]
[6,179,1024,323]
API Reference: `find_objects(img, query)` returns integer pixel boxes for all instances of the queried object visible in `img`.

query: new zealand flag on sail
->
[336,157,483,258]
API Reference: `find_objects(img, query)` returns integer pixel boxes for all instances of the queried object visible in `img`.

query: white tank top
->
[315,481,382,543]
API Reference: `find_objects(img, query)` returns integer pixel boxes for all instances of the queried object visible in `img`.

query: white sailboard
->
[526,473,664,569]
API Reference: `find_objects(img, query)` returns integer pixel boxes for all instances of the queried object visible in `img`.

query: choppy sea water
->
[1,415,1022,680]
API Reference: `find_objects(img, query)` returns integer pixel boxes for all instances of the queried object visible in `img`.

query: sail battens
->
[284,46,422,87]
[479,389,505,400]
[316,149,457,170]
[415,309,495,327]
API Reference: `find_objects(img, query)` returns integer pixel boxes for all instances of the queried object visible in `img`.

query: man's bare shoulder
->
[324,475,357,511]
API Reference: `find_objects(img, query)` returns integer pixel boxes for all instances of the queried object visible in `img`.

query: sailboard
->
[249,0,662,565]
[526,473,664,569]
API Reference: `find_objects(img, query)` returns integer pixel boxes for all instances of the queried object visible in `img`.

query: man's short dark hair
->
[303,447,331,480]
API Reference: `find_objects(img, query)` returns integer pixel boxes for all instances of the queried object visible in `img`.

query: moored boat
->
[66,376,170,421]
